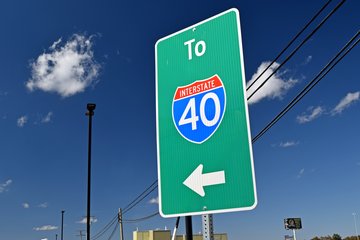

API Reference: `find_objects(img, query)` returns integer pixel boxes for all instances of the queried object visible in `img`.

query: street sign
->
[156,8,257,217]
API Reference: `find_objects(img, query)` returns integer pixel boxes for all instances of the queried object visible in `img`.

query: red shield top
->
[174,75,223,101]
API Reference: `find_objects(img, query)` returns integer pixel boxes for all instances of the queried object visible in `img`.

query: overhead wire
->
[122,211,160,223]
[90,180,158,240]
[252,30,360,143]
[106,222,119,240]
[247,0,346,100]
[122,180,158,214]
[122,184,158,215]
[93,212,159,240]
[246,0,333,91]
[91,215,118,240]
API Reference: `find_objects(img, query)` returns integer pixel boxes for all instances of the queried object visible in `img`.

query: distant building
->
[133,230,171,240]
[133,230,227,240]
[175,233,228,240]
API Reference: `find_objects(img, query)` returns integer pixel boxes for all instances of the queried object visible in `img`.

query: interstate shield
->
[172,75,226,144]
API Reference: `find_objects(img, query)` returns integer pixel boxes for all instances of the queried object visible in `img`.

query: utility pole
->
[86,103,96,240]
[76,230,85,240]
[118,209,124,240]
[61,210,65,240]
[185,216,193,240]
[56,234,58,240]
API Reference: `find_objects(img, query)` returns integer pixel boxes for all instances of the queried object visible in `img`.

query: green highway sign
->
[155,8,257,217]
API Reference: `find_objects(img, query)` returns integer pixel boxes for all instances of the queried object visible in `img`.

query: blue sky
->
[0,0,359,240]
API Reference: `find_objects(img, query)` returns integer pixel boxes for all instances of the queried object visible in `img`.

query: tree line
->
[311,234,360,240]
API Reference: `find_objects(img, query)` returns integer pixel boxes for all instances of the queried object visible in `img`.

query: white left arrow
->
[183,164,226,197]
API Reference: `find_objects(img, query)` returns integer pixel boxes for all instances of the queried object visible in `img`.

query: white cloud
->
[297,168,305,179]
[38,202,48,208]
[77,217,98,224]
[247,61,298,105]
[0,91,8,96]
[0,179,12,193]
[279,141,299,148]
[41,112,53,123]
[41,238,48,240]
[17,116,28,127]
[22,203,30,209]
[26,34,100,97]
[331,91,360,115]
[149,197,159,204]
[296,106,324,124]
[303,55,313,65]
[33,225,58,231]
[51,38,62,50]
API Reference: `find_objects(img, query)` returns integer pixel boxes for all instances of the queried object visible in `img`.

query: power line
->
[91,212,159,240]
[106,222,119,240]
[246,0,333,91]
[122,212,159,223]
[122,180,158,213]
[247,0,346,101]
[90,181,158,240]
[252,30,360,143]
[123,184,158,215]
[91,215,118,240]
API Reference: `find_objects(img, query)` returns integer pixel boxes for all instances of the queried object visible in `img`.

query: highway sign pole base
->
[185,216,193,240]
[202,214,214,240]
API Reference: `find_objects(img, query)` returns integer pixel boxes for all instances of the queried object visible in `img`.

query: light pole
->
[86,103,96,240]
[61,210,65,240]
[185,216,193,240]
[353,213,359,240]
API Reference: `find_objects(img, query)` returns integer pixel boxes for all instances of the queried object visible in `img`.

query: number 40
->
[179,92,221,130]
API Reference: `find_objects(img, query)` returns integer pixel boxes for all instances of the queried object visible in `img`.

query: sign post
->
[156,8,257,217]
[284,218,303,240]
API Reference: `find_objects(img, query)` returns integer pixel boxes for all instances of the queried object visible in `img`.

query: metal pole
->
[86,103,96,240]
[185,216,193,240]
[77,230,85,240]
[353,213,359,240]
[292,229,296,240]
[171,217,180,240]
[202,214,214,240]
[119,208,124,240]
[61,210,65,240]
